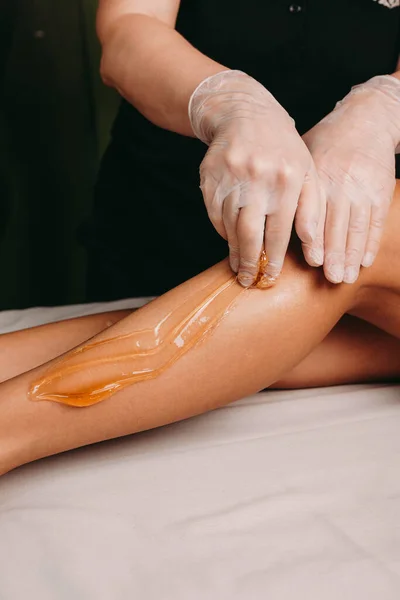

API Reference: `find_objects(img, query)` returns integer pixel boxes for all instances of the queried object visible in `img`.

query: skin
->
[1,185,400,475]
[97,0,225,135]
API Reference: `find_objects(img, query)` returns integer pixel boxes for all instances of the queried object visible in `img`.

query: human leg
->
[273,315,400,388]
[1,186,400,473]
[1,310,399,389]
[0,310,131,383]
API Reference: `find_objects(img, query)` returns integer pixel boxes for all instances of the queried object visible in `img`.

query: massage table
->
[0,300,400,599]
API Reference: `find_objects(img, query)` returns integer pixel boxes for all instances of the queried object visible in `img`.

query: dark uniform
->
[0,0,16,238]
[82,0,400,301]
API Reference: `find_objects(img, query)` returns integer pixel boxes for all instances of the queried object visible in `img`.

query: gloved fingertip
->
[343,266,359,284]
[325,265,344,284]
[306,247,324,267]
[262,261,283,281]
[237,272,254,288]
[264,269,281,281]
[361,252,375,268]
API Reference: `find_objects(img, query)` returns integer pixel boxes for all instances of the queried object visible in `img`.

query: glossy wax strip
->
[253,250,276,289]
[29,276,242,407]
[29,253,276,408]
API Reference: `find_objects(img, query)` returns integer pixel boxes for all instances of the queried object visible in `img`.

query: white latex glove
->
[303,75,400,284]
[189,70,322,287]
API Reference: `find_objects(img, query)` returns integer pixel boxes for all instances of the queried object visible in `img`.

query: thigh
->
[273,315,400,389]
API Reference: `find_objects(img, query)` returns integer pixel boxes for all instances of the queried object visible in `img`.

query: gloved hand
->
[303,75,400,284]
[189,70,322,287]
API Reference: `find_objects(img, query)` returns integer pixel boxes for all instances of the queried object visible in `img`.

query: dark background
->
[0,0,118,309]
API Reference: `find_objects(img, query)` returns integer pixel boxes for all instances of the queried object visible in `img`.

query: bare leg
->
[1,187,400,473]
[274,316,400,388]
[0,311,131,383]
[1,312,399,388]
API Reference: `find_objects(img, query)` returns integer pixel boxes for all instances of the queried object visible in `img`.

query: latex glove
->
[303,75,400,284]
[189,70,322,286]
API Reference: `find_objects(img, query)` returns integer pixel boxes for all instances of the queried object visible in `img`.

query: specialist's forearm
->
[0,254,358,473]
[98,8,226,135]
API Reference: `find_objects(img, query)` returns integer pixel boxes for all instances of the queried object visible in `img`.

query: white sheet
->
[0,303,399,599]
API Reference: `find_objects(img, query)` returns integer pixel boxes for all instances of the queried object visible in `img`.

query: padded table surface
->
[0,301,400,599]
